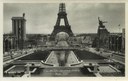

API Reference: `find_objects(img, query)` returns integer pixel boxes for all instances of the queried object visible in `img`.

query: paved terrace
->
[3,49,35,67]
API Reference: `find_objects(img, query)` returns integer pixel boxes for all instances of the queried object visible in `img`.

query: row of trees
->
[25,34,47,47]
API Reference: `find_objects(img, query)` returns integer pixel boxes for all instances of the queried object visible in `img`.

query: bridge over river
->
[37,46,88,51]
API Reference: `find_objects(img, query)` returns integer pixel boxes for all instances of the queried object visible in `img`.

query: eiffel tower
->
[50,3,74,40]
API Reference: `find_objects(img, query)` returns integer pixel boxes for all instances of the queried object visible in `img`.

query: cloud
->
[4,3,125,34]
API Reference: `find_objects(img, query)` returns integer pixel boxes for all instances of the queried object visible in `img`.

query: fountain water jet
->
[44,32,82,67]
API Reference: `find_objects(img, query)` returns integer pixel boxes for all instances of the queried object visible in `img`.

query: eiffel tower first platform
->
[50,3,74,40]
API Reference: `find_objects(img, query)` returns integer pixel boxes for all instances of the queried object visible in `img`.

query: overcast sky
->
[4,3,125,34]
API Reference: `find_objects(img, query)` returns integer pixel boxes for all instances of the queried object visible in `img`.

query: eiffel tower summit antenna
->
[50,3,74,40]
[59,3,66,13]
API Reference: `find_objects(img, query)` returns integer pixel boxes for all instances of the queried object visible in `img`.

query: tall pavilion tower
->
[50,3,74,40]
[11,13,26,49]
[97,17,109,48]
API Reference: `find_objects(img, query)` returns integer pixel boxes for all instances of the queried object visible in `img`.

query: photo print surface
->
[3,3,125,77]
